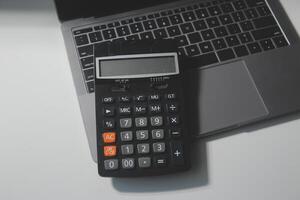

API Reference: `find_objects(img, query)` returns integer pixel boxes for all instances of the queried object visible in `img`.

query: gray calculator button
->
[136,130,149,140]
[135,117,148,127]
[150,116,163,127]
[121,158,135,169]
[152,129,164,139]
[121,144,134,155]
[120,118,132,128]
[138,157,151,168]
[153,142,166,153]
[104,159,118,170]
[137,143,150,154]
[120,131,133,141]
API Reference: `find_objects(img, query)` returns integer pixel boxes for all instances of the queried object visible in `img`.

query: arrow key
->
[103,107,115,116]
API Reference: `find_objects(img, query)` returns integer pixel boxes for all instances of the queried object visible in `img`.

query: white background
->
[0,0,300,199]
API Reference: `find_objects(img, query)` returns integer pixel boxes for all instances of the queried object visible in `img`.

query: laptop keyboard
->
[72,0,289,93]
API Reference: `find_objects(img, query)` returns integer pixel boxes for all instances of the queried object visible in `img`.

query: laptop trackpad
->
[186,61,269,136]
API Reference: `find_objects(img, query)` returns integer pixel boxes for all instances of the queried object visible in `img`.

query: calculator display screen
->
[96,53,179,79]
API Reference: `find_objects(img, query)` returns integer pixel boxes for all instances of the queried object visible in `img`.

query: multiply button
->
[102,97,114,104]
[168,116,180,126]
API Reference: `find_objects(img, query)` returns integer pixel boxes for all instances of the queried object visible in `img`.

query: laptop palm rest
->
[186,61,269,136]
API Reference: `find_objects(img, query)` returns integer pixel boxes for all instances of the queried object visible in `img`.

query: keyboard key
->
[149,104,162,114]
[103,107,115,117]
[126,34,140,41]
[257,5,271,16]
[140,31,154,40]
[238,32,253,43]
[138,157,151,168]
[143,20,157,30]
[186,45,200,56]
[120,118,132,128]
[152,129,164,139]
[116,26,130,37]
[104,159,118,170]
[220,3,234,13]
[169,116,180,125]
[167,25,181,37]
[151,116,163,127]
[208,5,222,16]
[214,26,228,37]
[130,23,144,33]
[157,17,170,27]
[153,142,166,153]
[80,56,93,69]
[232,11,246,22]
[212,38,227,50]
[86,81,94,93]
[195,8,209,19]
[193,20,207,30]
[252,26,282,40]
[170,141,184,165]
[219,14,233,25]
[102,29,116,40]
[122,158,135,169]
[177,48,186,56]
[182,11,197,22]
[83,68,94,81]
[137,143,150,154]
[245,8,259,19]
[102,97,114,104]
[188,32,202,44]
[155,156,167,167]
[260,39,275,51]
[240,21,254,31]
[227,23,242,34]
[104,146,117,157]
[136,130,149,140]
[102,132,116,143]
[154,29,168,39]
[245,0,265,7]
[199,41,214,53]
[134,16,146,22]
[103,119,115,129]
[121,18,134,25]
[233,0,247,10]
[201,29,216,40]
[174,35,189,47]
[166,103,179,113]
[217,48,236,61]
[120,131,133,141]
[121,144,134,155]
[88,31,103,43]
[135,117,147,127]
[253,16,276,28]
[226,35,241,47]
[206,17,220,28]
[180,23,194,34]
[119,106,131,115]
[186,52,219,68]
[73,28,93,35]
[272,36,289,48]
[234,45,249,57]
[75,34,89,46]
[247,42,262,54]
[169,14,183,25]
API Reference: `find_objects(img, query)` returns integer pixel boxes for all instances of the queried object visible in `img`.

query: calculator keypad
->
[99,93,187,176]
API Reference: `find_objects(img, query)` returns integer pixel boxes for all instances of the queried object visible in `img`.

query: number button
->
[166,103,179,113]
[151,129,164,139]
[103,119,115,129]
[136,130,149,140]
[104,159,118,170]
[137,143,150,154]
[103,107,115,116]
[119,96,131,103]
[138,157,151,168]
[149,94,160,101]
[119,106,131,115]
[135,117,148,127]
[120,118,132,128]
[122,158,135,169]
[151,116,163,127]
[134,105,147,114]
[149,104,162,114]
[121,144,134,155]
[120,131,133,141]
[169,116,180,125]
[153,142,166,153]
[102,97,114,104]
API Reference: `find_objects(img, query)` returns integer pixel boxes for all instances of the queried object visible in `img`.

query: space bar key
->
[185,53,219,69]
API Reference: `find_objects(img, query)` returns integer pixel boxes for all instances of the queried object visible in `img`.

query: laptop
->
[54,0,300,162]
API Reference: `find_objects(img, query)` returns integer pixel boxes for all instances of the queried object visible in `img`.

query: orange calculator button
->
[104,146,117,157]
[102,132,116,143]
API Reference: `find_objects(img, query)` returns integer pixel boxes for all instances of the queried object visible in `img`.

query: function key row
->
[102,93,176,104]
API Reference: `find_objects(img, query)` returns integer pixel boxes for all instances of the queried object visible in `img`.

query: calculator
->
[94,41,190,177]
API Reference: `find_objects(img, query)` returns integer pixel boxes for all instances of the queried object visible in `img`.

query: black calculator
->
[94,40,190,177]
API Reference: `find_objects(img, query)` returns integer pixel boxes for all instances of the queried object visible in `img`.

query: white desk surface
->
[0,0,300,199]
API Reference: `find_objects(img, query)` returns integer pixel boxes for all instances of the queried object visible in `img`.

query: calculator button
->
[169,129,181,138]
[170,141,185,165]
[102,132,116,143]
[165,93,176,100]
[138,157,151,168]
[119,96,131,103]
[168,116,180,126]
[121,144,134,155]
[119,106,131,115]
[102,97,115,104]
[151,129,164,139]
[104,159,118,170]
[103,146,117,157]
[153,142,166,153]
[137,143,150,154]
[120,131,133,141]
[122,158,135,169]
[103,107,115,116]
[135,117,148,127]
[134,95,146,102]
[103,119,115,129]
[136,130,149,140]
[166,103,179,113]
[134,105,147,114]
[149,104,162,114]
[151,116,163,127]
[120,118,132,128]
[154,156,167,168]
[149,94,160,101]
